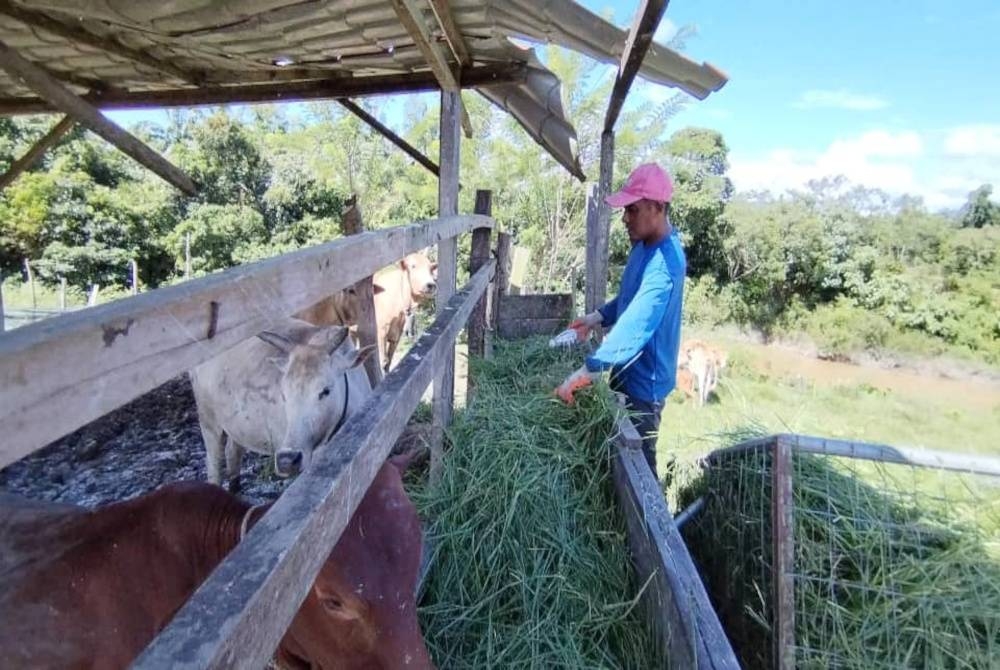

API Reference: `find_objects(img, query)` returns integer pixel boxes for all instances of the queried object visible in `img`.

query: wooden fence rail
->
[133,260,495,669]
[0,214,492,470]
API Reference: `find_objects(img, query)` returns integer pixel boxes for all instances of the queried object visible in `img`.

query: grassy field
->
[657,333,1000,471]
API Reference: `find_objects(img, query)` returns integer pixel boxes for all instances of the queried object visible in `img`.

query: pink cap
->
[605,163,674,207]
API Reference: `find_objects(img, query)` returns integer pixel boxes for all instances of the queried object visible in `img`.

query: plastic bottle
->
[548,328,579,348]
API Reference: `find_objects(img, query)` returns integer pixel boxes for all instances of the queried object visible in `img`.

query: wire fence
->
[674,435,1000,670]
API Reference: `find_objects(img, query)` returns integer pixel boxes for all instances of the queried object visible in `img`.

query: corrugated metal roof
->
[0,1,727,178]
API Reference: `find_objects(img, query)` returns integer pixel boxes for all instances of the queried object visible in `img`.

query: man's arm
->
[585,255,672,372]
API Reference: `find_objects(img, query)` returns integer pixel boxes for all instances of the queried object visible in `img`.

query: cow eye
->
[318,387,331,400]
[322,597,343,611]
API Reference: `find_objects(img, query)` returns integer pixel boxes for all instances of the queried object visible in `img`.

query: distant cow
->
[297,251,437,373]
[678,339,728,407]
[190,319,375,490]
[0,460,433,669]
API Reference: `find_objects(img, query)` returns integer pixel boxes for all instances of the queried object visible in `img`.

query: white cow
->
[296,251,437,373]
[190,319,375,491]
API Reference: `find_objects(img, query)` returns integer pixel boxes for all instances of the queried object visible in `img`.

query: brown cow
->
[297,251,437,373]
[0,460,433,670]
[678,339,728,406]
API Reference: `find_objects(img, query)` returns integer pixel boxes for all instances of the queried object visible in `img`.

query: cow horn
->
[326,327,350,355]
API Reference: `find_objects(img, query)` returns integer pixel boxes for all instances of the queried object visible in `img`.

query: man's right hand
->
[569,311,603,342]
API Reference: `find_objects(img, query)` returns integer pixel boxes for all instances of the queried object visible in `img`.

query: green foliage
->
[166,204,267,275]
[960,184,1000,229]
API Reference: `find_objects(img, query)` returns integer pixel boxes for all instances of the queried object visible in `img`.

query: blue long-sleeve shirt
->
[585,229,686,403]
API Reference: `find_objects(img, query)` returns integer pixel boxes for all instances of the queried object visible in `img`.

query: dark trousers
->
[613,386,663,476]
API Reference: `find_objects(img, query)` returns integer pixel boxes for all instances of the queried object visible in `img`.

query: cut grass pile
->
[676,437,1000,669]
[411,337,659,669]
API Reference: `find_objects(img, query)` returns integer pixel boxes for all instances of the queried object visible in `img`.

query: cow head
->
[277,460,434,669]
[258,326,375,477]
[400,252,437,301]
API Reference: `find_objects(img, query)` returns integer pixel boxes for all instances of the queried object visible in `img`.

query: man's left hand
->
[554,366,597,405]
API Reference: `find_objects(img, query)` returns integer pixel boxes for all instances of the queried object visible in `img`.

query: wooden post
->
[23,257,35,311]
[466,189,492,402]
[340,195,383,387]
[772,437,795,670]
[431,89,461,484]
[87,284,100,307]
[585,132,615,314]
[0,273,5,332]
[59,277,66,311]
[184,232,192,279]
[491,232,512,330]
[130,259,139,296]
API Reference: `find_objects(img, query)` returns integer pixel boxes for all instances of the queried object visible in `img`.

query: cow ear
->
[431,262,438,273]
[372,282,386,295]
[399,258,409,270]
[350,344,378,368]
[258,331,295,354]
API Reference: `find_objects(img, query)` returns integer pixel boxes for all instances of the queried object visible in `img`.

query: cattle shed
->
[0,1,736,667]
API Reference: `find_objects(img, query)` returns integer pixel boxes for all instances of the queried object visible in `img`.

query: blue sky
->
[108,0,1000,210]
[587,0,1000,209]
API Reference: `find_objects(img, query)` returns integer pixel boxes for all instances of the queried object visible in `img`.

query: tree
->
[960,184,999,228]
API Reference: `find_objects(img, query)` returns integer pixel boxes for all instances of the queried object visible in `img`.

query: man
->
[554,163,686,476]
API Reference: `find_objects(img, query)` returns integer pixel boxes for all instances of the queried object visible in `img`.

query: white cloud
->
[654,18,678,43]
[794,89,889,111]
[943,124,1000,157]
[729,128,1000,210]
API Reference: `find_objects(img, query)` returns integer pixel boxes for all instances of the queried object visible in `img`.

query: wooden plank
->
[466,190,492,363]
[388,0,473,137]
[340,196,383,387]
[707,433,1000,478]
[0,114,73,191]
[0,0,200,84]
[0,214,491,470]
[429,0,472,67]
[498,293,573,320]
[604,0,670,133]
[430,88,461,484]
[337,98,440,177]
[496,317,566,340]
[586,132,615,313]
[611,418,741,669]
[772,437,795,670]
[491,232,512,327]
[133,261,494,670]
[0,63,528,115]
[0,41,197,195]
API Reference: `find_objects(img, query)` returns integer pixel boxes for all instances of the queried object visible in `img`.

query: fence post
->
[772,437,796,670]
[59,277,66,311]
[491,232,512,344]
[585,131,614,314]
[87,284,100,307]
[431,89,461,484]
[131,259,139,296]
[23,257,35,310]
[340,195,383,388]
[467,189,492,403]
[0,273,5,332]
[184,232,192,279]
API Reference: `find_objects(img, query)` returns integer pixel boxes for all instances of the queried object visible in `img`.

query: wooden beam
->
[0,0,201,85]
[0,114,73,191]
[339,195,383,387]
[612,411,741,669]
[604,0,670,133]
[337,98,439,177]
[466,189,492,366]
[428,0,472,67]
[389,0,473,137]
[585,131,614,314]
[0,41,197,195]
[430,89,461,484]
[0,62,528,115]
[133,261,495,669]
[0,214,492,470]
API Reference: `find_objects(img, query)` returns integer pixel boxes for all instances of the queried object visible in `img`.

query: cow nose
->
[275,450,303,477]
[425,281,437,294]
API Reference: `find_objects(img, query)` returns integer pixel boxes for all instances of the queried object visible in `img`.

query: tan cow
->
[190,319,375,490]
[678,339,728,407]
[0,461,433,669]
[297,251,437,373]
